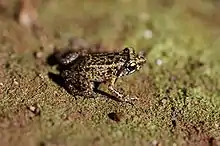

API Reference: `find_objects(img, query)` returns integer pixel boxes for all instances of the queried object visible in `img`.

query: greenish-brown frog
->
[58,47,146,103]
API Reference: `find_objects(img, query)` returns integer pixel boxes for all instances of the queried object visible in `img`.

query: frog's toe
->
[82,91,98,99]
[124,95,138,101]
[91,92,98,98]
[129,96,139,101]
[123,95,138,105]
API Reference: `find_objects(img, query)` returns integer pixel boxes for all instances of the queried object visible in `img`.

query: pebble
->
[156,59,163,66]
[35,51,44,59]
[152,140,159,146]
[143,29,153,39]
[13,79,19,86]
[28,104,41,116]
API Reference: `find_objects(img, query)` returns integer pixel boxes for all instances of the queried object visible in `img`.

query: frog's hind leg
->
[63,81,81,99]
[56,51,79,65]
[81,80,98,98]
[93,81,102,92]
[64,79,97,99]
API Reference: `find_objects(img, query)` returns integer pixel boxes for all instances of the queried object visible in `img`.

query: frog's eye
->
[130,62,136,67]
[123,47,134,54]
[127,63,137,73]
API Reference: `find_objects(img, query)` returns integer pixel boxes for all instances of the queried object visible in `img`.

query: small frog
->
[58,47,146,103]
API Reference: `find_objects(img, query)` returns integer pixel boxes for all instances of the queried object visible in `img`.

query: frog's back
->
[82,51,128,66]
[68,51,129,82]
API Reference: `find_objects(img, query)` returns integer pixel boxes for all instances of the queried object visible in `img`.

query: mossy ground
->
[0,0,220,146]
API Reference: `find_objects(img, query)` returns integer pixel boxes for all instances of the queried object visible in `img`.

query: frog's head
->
[119,47,146,76]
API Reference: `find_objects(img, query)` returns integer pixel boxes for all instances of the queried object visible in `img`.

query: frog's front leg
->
[108,77,124,98]
[108,77,138,103]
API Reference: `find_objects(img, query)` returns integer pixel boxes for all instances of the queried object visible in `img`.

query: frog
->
[58,47,146,103]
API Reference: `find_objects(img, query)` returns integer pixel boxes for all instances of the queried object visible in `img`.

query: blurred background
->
[0,0,220,146]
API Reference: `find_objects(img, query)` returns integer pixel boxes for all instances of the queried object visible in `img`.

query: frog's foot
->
[124,95,138,101]
[83,87,99,99]
[108,85,123,98]
[108,85,137,104]
[87,91,99,99]
[122,95,139,105]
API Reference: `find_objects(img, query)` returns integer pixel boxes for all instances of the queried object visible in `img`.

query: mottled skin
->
[59,47,146,102]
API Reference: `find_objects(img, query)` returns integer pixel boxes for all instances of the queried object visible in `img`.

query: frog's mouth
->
[118,67,136,77]
[126,67,136,75]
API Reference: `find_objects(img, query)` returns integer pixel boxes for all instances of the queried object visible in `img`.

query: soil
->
[0,0,220,146]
